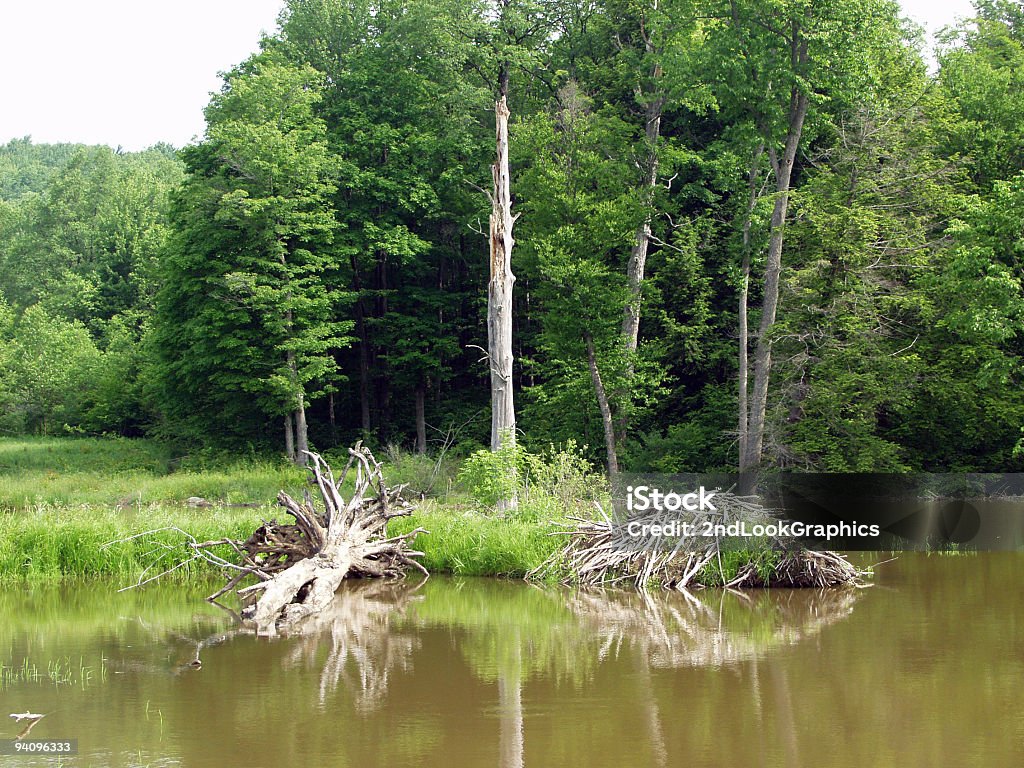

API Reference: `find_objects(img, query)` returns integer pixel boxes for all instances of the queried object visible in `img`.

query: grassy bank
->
[0,436,308,510]
[0,436,565,582]
[0,435,788,587]
[0,502,563,583]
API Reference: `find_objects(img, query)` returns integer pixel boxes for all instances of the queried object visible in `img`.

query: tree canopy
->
[2,0,1023,473]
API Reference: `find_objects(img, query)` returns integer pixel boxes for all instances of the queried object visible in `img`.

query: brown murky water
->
[1,554,1021,767]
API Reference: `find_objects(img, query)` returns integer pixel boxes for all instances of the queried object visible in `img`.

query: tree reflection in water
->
[278,580,424,712]
[103,579,861,767]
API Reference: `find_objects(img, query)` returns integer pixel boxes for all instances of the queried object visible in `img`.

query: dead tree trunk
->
[489,94,517,456]
[199,446,427,636]
[738,143,765,475]
[617,45,666,456]
[622,71,664,358]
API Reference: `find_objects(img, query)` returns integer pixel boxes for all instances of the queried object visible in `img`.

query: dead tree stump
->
[203,445,427,635]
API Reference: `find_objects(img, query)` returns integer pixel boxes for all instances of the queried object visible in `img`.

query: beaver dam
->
[531,491,868,589]
[118,447,865,635]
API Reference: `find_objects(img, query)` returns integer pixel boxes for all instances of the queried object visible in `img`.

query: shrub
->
[457,436,607,517]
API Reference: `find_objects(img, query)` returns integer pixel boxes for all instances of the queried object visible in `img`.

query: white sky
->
[1,1,284,151]
[0,0,980,152]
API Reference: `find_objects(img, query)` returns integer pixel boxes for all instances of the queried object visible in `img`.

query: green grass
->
[0,436,778,585]
[0,502,562,582]
[0,504,267,582]
[389,503,563,577]
[0,436,563,581]
[0,435,308,510]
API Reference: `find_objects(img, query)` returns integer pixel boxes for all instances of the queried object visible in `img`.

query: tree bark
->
[488,95,517,454]
[738,143,765,474]
[617,37,666,454]
[284,411,295,463]
[295,394,309,468]
[415,383,427,455]
[622,76,664,357]
[287,349,309,467]
[584,331,619,474]
[743,82,809,472]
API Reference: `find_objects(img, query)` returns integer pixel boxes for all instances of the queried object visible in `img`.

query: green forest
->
[2,0,1024,475]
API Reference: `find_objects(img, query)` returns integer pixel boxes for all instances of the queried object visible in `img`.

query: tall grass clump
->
[379,443,459,500]
[0,504,265,582]
[387,502,562,577]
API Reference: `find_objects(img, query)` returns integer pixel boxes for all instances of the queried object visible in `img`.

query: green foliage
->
[0,144,183,325]
[696,547,782,587]
[4,0,1024,475]
[458,436,607,517]
[152,54,353,449]
[0,305,102,434]
[938,5,1024,189]
[458,436,530,509]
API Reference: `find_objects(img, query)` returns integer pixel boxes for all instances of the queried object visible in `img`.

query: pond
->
[1,554,1021,767]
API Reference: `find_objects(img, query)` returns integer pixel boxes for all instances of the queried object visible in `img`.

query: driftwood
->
[110,445,428,636]
[231,446,428,635]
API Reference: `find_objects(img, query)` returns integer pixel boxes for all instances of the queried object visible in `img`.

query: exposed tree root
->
[110,444,427,636]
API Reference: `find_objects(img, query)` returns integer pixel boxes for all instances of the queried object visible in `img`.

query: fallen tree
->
[114,445,428,635]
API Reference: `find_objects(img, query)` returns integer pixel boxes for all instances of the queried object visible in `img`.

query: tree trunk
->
[488,95,517,455]
[415,383,427,455]
[622,82,664,356]
[350,254,372,437]
[287,348,309,467]
[617,53,665,453]
[584,331,619,474]
[743,88,809,472]
[295,394,309,468]
[284,411,295,463]
[738,143,764,474]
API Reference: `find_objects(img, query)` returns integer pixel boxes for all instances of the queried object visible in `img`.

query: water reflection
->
[2,557,1021,768]
[567,586,861,668]
[281,581,422,711]
[399,582,862,768]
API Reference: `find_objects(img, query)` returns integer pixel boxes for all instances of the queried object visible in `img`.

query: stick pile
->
[529,491,866,589]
